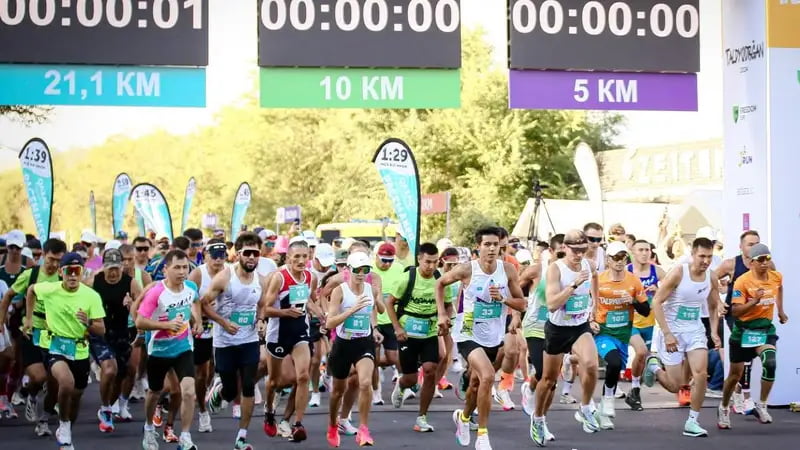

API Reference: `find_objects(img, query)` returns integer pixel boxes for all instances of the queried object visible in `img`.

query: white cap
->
[105,239,123,251]
[301,230,318,246]
[80,230,97,243]
[21,247,33,259]
[696,226,717,241]
[315,243,335,267]
[516,248,533,265]
[606,241,628,257]
[4,229,25,248]
[258,229,277,241]
[341,237,356,251]
[302,230,316,239]
[436,238,454,252]
[289,236,307,245]
[347,252,371,269]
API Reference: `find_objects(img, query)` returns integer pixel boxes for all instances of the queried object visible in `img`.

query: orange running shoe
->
[678,385,691,407]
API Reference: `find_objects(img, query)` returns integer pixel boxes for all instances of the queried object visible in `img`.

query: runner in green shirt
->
[24,252,105,450]
[387,243,443,433]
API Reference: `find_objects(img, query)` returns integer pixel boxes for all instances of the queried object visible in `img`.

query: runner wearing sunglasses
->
[530,230,600,446]
[583,223,606,273]
[718,243,787,429]
[200,232,269,450]
[24,252,106,450]
[187,239,228,433]
[263,240,324,442]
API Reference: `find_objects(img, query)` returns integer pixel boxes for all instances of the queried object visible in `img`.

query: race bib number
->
[606,310,630,328]
[168,306,191,323]
[50,336,76,359]
[536,305,549,322]
[741,329,767,348]
[676,305,700,321]
[566,295,590,314]
[344,313,371,334]
[404,317,431,338]
[475,301,502,320]
[289,284,310,308]
[230,310,256,327]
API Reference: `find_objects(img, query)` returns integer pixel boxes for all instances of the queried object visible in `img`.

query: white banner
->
[722,1,769,257]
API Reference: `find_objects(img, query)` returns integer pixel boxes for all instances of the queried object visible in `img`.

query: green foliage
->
[0,29,621,246]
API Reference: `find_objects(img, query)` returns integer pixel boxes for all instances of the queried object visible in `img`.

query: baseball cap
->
[5,230,25,248]
[21,247,33,259]
[315,243,335,267]
[347,252,371,269]
[335,249,348,264]
[289,236,307,246]
[695,226,717,242]
[607,241,628,257]
[103,248,124,268]
[748,243,771,260]
[115,230,128,240]
[105,239,122,251]
[60,252,85,267]
[80,230,97,244]
[377,243,396,258]
[213,228,225,238]
[516,249,533,265]
[436,238,454,252]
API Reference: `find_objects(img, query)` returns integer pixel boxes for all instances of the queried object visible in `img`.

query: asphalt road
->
[0,373,797,449]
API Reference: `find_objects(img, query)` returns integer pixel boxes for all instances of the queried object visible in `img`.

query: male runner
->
[583,223,606,273]
[307,242,335,408]
[492,230,521,411]
[86,248,142,433]
[371,243,404,406]
[25,252,106,450]
[433,247,460,398]
[201,233,268,450]
[715,230,775,414]
[187,239,228,433]
[387,243,442,432]
[136,250,203,450]
[263,240,324,442]
[626,240,666,411]
[592,242,650,430]
[325,251,385,447]
[183,229,205,266]
[644,238,721,437]
[0,238,65,436]
[436,227,526,450]
[529,230,600,446]
[133,237,153,272]
[718,243,788,428]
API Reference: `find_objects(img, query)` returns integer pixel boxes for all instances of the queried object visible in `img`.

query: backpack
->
[396,266,441,319]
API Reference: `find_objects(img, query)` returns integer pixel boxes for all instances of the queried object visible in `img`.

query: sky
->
[0,0,723,165]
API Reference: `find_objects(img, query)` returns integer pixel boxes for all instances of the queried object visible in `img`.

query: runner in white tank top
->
[435,227,526,450]
[198,233,270,450]
[644,238,721,439]
[530,230,601,445]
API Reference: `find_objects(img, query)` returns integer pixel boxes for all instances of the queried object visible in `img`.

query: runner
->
[133,237,153,272]
[626,240,666,411]
[262,240,324,442]
[436,226,526,450]
[386,243,442,432]
[644,237,722,438]
[325,251,385,447]
[127,239,154,403]
[85,248,143,433]
[187,239,228,433]
[0,238,66,436]
[24,252,106,450]
[529,229,600,447]
[715,230,775,414]
[201,232,268,450]
[592,242,650,430]
[583,223,606,273]
[492,230,520,412]
[136,250,203,450]
[307,242,335,408]
[371,243,404,406]
[433,247,461,400]
[183,229,205,266]
[718,243,788,429]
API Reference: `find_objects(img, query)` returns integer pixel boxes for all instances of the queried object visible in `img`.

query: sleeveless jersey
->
[265,268,312,344]
[213,270,262,347]
[93,271,133,334]
[628,263,659,328]
[663,264,709,334]
[335,282,374,340]
[454,260,509,348]
[548,259,593,327]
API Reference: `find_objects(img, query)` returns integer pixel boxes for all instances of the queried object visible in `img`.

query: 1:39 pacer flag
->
[372,138,421,260]
[18,138,54,240]
[230,182,252,239]
[112,173,133,236]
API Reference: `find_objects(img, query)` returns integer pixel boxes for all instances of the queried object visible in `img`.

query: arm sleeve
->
[137,283,163,319]
[731,278,747,305]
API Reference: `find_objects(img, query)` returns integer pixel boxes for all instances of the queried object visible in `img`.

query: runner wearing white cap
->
[308,243,335,408]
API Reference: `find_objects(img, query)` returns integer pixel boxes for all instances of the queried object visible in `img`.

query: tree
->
[0,106,50,124]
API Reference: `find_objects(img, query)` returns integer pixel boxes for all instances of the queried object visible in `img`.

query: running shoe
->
[678,386,692,407]
[278,419,292,438]
[391,381,405,409]
[475,433,493,450]
[25,395,37,423]
[530,416,546,447]
[625,387,644,411]
[35,420,52,437]
[142,428,159,450]
[521,381,535,416]
[338,417,359,436]
[543,421,555,441]
[206,378,227,413]
[309,392,321,407]
[12,390,26,406]
[372,390,384,406]
[291,423,307,442]
[732,390,746,414]
[453,409,470,447]
[439,377,453,390]
[232,403,241,419]
[355,424,374,446]
[98,408,115,433]
[742,398,756,415]
[574,409,600,433]
[198,411,212,433]
[559,393,577,404]
[263,411,277,437]
[601,396,616,418]
[434,386,444,399]
[643,356,662,388]
[456,370,469,401]
[493,387,515,411]
[596,403,614,430]
[234,437,254,450]
[116,403,134,422]
[152,405,164,428]
[178,433,198,450]
[706,389,723,399]
[717,405,731,429]
[682,418,708,437]
[55,423,72,449]
[414,415,435,432]
[163,424,179,443]
[753,403,773,424]
[327,425,341,447]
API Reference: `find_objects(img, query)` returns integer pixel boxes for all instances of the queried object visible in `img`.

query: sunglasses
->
[567,245,588,254]
[754,255,772,263]
[336,263,347,268]
[158,244,169,251]
[379,257,394,264]
[239,249,260,258]
[62,265,83,277]
[191,242,204,248]
[510,242,522,249]
[135,246,150,252]
[265,241,275,248]
[32,251,43,258]
[351,266,371,275]
[587,236,603,243]
[209,250,227,260]
[610,252,628,262]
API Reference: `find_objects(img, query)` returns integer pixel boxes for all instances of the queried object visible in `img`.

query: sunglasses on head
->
[351,266,371,275]
[587,236,603,243]
[62,265,83,277]
[754,254,772,263]
[239,249,260,258]
[610,252,628,262]
[135,246,150,252]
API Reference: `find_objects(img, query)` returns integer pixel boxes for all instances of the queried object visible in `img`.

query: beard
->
[556,251,566,259]
[240,261,257,273]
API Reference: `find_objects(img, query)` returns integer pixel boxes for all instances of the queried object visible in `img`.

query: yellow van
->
[316,221,399,247]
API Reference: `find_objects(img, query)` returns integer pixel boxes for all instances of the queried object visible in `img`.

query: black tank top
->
[724,255,749,308]
[94,272,133,334]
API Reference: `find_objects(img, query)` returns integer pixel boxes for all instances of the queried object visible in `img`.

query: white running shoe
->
[434,386,444,399]
[308,392,321,407]
[753,403,773,424]
[56,423,72,448]
[732,390,746,414]
[35,420,52,437]
[453,409,471,447]
[451,358,464,373]
[391,381,405,409]
[494,388,515,411]
[521,382,535,416]
[198,411,212,433]
[474,433,493,450]
[337,417,359,436]
[559,393,577,404]
[142,428,159,450]
[601,396,616,418]
[717,404,732,429]
[742,398,756,415]
[277,419,292,438]
[543,421,555,441]
[596,402,615,430]
[12,390,25,406]
[117,403,133,422]
[178,433,198,450]
[372,389,384,406]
